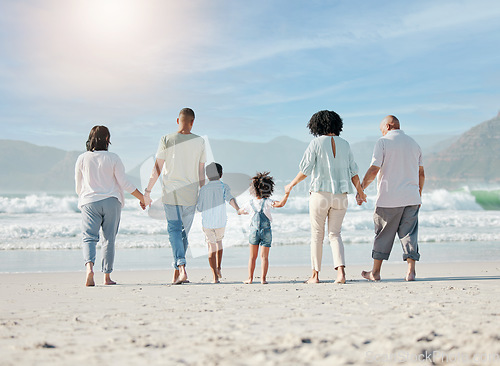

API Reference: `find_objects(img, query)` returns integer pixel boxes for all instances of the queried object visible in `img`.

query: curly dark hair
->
[86,125,110,152]
[307,110,343,136]
[250,172,274,199]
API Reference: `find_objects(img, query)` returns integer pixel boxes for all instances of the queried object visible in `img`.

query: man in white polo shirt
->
[357,115,425,281]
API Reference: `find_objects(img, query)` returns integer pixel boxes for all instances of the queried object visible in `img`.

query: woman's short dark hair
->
[307,110,343,136]
[251,172,274,199]
[86,125,110,152]
[206,162,223,181]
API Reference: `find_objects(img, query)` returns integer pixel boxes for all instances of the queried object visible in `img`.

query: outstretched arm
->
[361,165,380,190]
[272,192,290,208]
[285,172,308,194]
[199,162,205,187]
[419,166,425,196]
[130,189,147,210]
[356,165,380,206]
[144,158,164,206]
[229,198,240,212]
[351,175,367,204]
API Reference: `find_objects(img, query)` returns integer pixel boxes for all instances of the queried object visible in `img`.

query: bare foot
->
[405,271,416,281]
[334,277,346,284]
[243,279,253,284]
[361,270,381,281]
[304,277,320,284]
[173,272,187,285]
[213,279,220,284]
[261,280,268,284]
[104,273,116,285]
[85,271,95,287]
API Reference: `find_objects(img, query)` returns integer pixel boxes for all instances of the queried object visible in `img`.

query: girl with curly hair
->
[238,172,288,284]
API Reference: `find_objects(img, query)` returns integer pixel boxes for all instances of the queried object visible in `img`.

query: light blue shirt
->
[196,180,235,229]
[299,136,359,194]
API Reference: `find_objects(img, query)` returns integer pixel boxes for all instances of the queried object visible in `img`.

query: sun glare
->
[76,0,141,40]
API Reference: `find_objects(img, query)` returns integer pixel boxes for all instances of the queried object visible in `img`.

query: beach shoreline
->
[2,241,500,274]
[2,262,500,365]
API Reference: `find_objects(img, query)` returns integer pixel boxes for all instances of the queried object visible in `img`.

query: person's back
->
[157,132,205,206]
[249,198,271,230]
[197,180,233,229]
[301,135,358,195]
[373,130,422,208]
[77,151,135,208]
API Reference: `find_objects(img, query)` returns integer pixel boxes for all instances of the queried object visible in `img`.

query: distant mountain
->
[0,122,483,194]
[425,114,500,187]
[0,140,82,193]
[208,136,308,185]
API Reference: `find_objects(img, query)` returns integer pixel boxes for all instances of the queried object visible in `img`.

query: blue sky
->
[1,0,500,168]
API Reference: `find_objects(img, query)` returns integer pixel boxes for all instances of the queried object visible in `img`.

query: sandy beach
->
[1,262,500,365]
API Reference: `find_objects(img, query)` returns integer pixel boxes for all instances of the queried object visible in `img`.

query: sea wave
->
[0,195,79,214]
[0,188,495,215]
[1,209,500,245]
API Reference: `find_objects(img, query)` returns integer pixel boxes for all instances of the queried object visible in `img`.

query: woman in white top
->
[75,126,145,286]
[285,110,366,284]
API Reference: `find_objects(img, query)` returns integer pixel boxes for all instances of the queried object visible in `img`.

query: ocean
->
[1,189,499,273]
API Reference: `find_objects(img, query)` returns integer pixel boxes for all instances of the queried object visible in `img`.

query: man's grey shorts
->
[372,205,420,261]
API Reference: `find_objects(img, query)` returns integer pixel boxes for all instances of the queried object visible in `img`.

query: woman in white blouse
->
[285,111,366,284]
[75,126,145,286]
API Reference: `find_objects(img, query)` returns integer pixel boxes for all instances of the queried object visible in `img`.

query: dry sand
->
[1,262,500,365]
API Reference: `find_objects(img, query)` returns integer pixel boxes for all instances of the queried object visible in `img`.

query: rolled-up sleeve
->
[348,147,359,178]
[299,141,317,176]
[114,156,136,194]
[223,183,234,202]
[370,139,384,168]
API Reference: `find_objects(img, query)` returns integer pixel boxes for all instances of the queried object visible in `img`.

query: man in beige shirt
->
[144,108,206,284]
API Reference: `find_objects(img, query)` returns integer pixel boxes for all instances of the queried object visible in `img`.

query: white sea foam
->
[0,191,499,250]
[0,195,80,214]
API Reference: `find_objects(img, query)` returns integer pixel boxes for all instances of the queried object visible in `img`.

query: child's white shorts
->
[203,227,225,244]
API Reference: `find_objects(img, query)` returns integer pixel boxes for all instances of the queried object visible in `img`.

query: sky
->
[1,0,500,168]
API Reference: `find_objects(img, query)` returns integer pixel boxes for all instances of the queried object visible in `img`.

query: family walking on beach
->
[75,108,425,287]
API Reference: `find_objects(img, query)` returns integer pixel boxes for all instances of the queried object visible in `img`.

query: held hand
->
[238,208,248,215]
[356,192,367,206]
[140,201,147,210]
[143,194,153,207]
[355,194,362,205]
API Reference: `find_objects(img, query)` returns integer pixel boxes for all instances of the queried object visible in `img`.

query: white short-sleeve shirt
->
[371,130,423,208]
[156,132,206,206]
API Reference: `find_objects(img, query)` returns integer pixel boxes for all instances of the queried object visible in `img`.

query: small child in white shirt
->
[197,163,240,283]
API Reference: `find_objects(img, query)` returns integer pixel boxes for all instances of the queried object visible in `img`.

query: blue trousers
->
[164,204,196,269]
[81,197,121,273]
